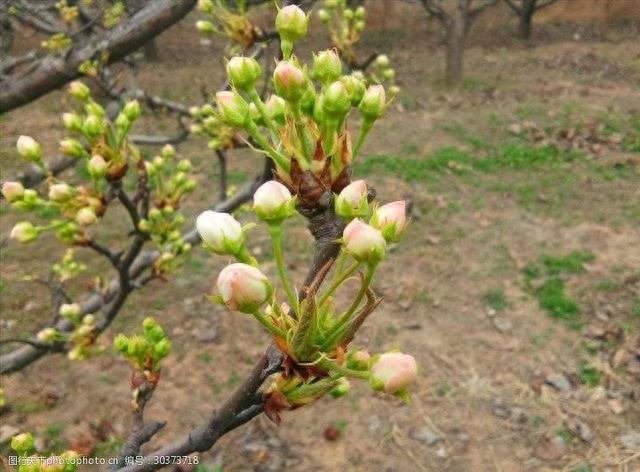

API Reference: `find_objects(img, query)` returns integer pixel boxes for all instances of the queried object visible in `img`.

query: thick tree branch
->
[0,0,197,114]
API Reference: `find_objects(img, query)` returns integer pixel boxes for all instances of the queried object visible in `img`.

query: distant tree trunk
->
[445,14,467,87]
[518,0,536,40]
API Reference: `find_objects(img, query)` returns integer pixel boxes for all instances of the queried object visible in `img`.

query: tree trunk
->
[445,15,466,87]
[518,0,536,40]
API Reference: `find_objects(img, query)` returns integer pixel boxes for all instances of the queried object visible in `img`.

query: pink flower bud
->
[273,61,306,102]
[76,207,97,226]
[227,56,262,91]
[217,263,272,313]
[48,183,74,202]
[2,181,25,202]
[370,200,408,242]
[335,180,368,218]
[16,135,42,162]
[275,5,308,42]
[253,180,295,222]
[88,154,107,178]
[69,80,90,100]
[342,218,385,263]
[312,49,342,84]
[370,352,417,394]
[359,84,386,121]
[215,91,250,128]
[196,210,244,254]
[10,221,38,243]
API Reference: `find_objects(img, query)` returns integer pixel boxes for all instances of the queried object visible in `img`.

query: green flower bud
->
[375,54,390,68]
[383,68,395,80]
[184,179,197,192]
[82,314,95,325]
[114,333,129,353]
[265,95,286,125]
[177,159,192,172]
[322,80,351,118]
[37,327,58,343]
[59,138,86,158]
[196,20,215,34]
[198,0,213,13]
[48,183,75,202]
[341,75,366,106]
[276,5,308,43]
[10,222,38,243]
[11,432,34,454]
[114,113,130,130]
[84,101,104,118]
[355,6,366,19]
[161,144,176,159]
[62,112,82,131]
[123,99,141,121]
[273,61,306,103]
[359,84,386,121]
[16,135,42,162]
[215,91,251,128]
[343,8,354,20]
[226,56,262,91]
[317,8,330,23]
[354,20,365,32]
[312,49,342,84]
[154,338,171,359]
[68,81,90,100]
[329,377,351,398]
[83,114,104,138]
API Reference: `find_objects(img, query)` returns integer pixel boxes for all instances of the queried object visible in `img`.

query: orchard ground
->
[1,6,639,472]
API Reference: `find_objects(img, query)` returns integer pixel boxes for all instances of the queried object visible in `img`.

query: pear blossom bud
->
[83,114,103,137]
[114,333,129,352]
[59,303,81,319]
[375,54,390,68]
[2,181,25,202]
[389,85,401,96]
[82,314,95,325]
[59,138,86,158]
[312,49,342,84]
[329,377,351,398]
[161,144,176,159]
[215,91,251,128]
[37,327,58,343]
[62,112,82,131]
[354,20,365,32]
[355,6,366,19]
[177,159,192,172]
[198,0,213,12]
[343,8,354,20]
[276,5,308,42]
[123,99,141,121]
[76,207,97,226]
[273,61,306,102]
[266,95,286,125]
[10,222,38,242]
[69,80,90,100]
[335,180,368,218]
[323,80,351,118]
[11,432,34,454]
[16,135,42,162]
[85,101,105,118]
[341,75,366,106]
[115,113,130,130]
[196,20,215,34]
[317,8,330,22]
[217,263,272,313]
[227,56,262,91]
[347,350,371,370]
[253,180,296,222]
[342,218,385,263]
[359,84,386,121]
[370,200,408,242]
[370,352,417,394]
[48,183,74,202]
[196,210,244,255]
[383,68,395,80]
[88,154,107,178]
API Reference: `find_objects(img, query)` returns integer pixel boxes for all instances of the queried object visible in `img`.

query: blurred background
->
[1,0,639,470]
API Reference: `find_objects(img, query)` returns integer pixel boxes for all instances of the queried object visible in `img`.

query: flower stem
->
[318,260,359,307]
[269,224,299,315]
[353,118,374,159]
[253,310,286,338]
[316,357,369,379]
[235,245,258,266]
[248,88,279,135]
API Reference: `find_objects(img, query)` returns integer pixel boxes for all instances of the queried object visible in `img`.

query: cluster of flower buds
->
[10,431,80,472]
[212,5,394,208]
[114,317,171,374]
[188,103,236,150]
[52,249,87,283]
[317,0,365,62]
[195,0,259,48]
[196,176,416,417]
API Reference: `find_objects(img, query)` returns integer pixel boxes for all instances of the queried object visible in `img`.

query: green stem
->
[353,118,374,159]
[269,224,299,315]
[235,245,258,266]
[248,88,279,135]
[320,262,377,350]
[253,310,286,338]
[246,121,290,172]
[316,357,369,379]
[318,260,359,307]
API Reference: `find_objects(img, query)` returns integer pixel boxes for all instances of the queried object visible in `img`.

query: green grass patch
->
[541,250,594,275]
[579,363,601,387]
[535,277,579,323]
[482,287,510,312]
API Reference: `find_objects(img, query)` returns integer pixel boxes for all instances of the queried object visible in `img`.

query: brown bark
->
[445,14,468,87]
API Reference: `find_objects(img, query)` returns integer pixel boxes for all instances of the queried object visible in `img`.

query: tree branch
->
[0,0,197,114]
